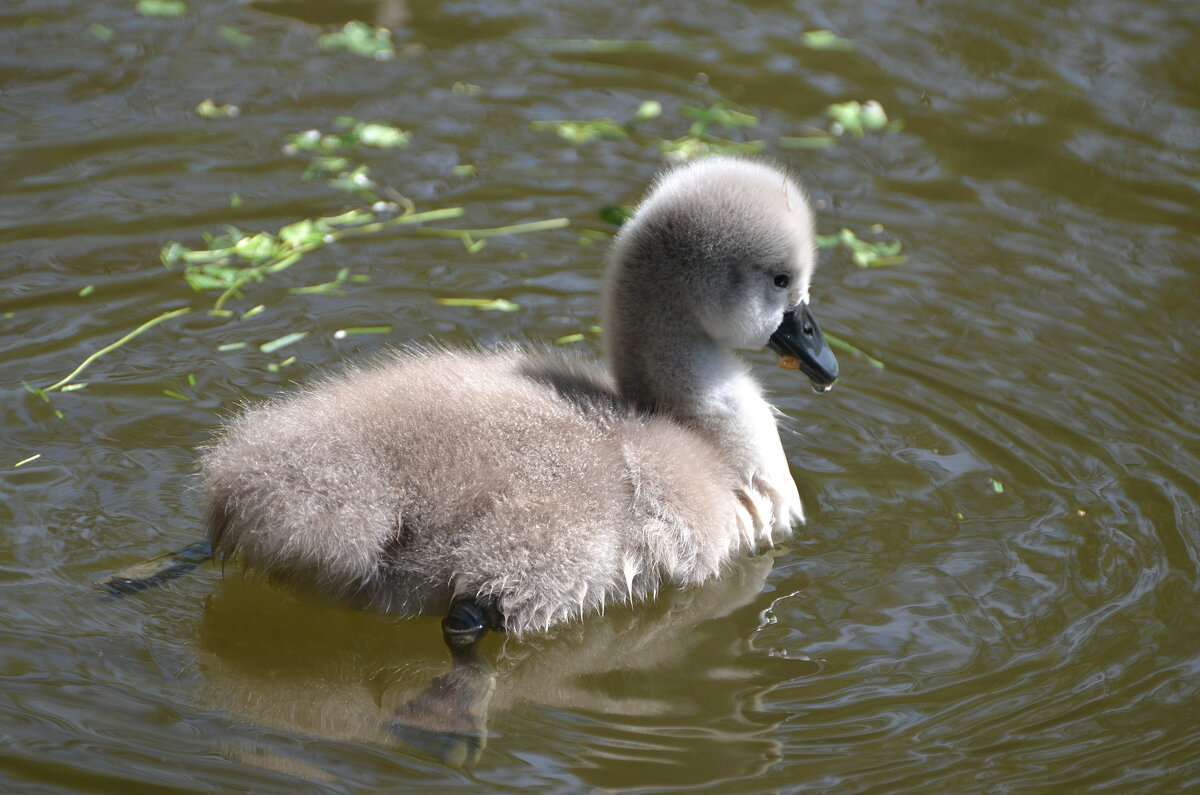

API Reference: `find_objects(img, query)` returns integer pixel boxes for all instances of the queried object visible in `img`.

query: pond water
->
[3,0,1199,791]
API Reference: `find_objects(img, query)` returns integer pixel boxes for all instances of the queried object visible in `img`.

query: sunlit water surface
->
[2,0,1199,791]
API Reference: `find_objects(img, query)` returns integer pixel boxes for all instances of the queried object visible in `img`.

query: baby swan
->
[203,156,838,639]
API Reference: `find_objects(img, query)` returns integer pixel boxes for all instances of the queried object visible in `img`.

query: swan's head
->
[608,157,838,392]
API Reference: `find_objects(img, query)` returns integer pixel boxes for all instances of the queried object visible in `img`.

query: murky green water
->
[3,0,1199,791]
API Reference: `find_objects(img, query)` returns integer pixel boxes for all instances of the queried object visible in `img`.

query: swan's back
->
[204,347,743,632]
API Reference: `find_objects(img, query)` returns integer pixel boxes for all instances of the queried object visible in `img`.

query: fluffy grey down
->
[203,156,823,634]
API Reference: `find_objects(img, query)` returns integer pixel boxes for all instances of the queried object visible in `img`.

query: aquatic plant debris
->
[825,334,885,369]
[318,21,394,61]
[533,96,901,157]
[196,99,240,119]
[218,25,252,48]
[802,30,856,51]
[162,206,465,311]
[600,205,635,226]
[777,134,837,150]
[37,307,191,394]
[136,0,187,17]
[530,99,781,162]
[260,332,309,354]
[284,118,411,156]
[334,326,392,338]
[436,298,521,312]
[531,118,630,145]
[816,228,907,267]
[826,100,902,138]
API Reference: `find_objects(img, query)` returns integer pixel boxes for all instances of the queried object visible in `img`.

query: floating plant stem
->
[40,307,191,394]
[825,333,885,369]
[521,38,701,54]
[289,268,351,296]
[260,331,309,354]
[778,135,837,150]
[436,297,521,312]
[415,217,570,241]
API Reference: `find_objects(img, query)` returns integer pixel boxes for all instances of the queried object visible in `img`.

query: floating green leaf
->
[802,30,855,51]
[285,118,409,159]
[531,118,629,145]
[318,21,394,60]
[680,101,759,133]
[196,98,240,119]
[658,134,764,162]
[136,0,187,17]
[218,24,252,48]
[600,205,635,227]
[356,122,408,148]
[816,228,907,267]
[635,100,662,121]
[164,206,466,311]
[826,100,900,138]
[89,23,113,41]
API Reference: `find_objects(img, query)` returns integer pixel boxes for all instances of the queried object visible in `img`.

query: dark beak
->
[767,302,839,393]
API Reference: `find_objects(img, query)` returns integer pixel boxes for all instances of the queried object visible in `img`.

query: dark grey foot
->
[389,601,498,768]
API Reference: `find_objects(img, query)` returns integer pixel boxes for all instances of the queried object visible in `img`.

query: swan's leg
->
[389,601,497,768]
[442,600,491,665]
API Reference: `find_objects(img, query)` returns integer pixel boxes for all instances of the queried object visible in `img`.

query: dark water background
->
[3,0,1199,791]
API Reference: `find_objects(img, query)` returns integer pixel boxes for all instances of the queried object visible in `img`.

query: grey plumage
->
[203,156,826,635]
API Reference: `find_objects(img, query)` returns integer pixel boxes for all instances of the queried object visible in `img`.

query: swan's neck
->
[606,317,805,535]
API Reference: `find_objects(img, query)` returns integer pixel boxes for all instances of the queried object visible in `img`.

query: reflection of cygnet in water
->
[199,157,838,764]
[197,553,788,774]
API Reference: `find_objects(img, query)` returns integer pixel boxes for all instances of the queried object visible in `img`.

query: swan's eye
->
[773,273,790,289]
